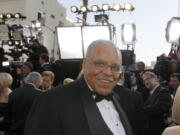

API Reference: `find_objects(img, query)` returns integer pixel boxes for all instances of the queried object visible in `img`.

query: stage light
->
[113,3,121,11]
[71,6,78,13]
[166,17,180,43]
[14,13,21,19]
[91,5,99,12]
[31,23,35,28]
[6,13,13,19]
[2,61,9,67]
[0,13,4,19]
[38,28,42,31]
[124,3,134,11]
[80,6,87,13]
[121,23,136,44]
[15,40,21,46]
[102,4,110,11]
[35,21,41,28]
[8,40,14,46]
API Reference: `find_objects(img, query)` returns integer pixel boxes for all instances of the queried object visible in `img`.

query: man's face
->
[130,76,137,86]
[137,63,144,72]
[39,57,44,65]
[83,45,121,95]
[32,41,38,47]
[42,76,53,91]
[170,77,180,90]
[142,75,156,90]
[170,63,177,73]
[21,64,31,74]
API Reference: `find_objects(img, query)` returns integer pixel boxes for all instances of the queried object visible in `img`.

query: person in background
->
[37,53,52,74]
[129,75,149,101]
[27,39,48,70]
[12,62,33,88]
[169,60,179,74]
[135,61,146,87]
[162,86,180,135]
[7,72,42,135]
[117,73,125,86]
[41,71,54,92]
[142,71,172,135]
[169,73,180,99]
[0,73,13,135]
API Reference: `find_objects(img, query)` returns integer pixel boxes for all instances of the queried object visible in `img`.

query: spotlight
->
[8,40,14,46]
[124,3,134,11]
[91,5,99,12]
[15,40,21,46]
[121,23,136,44]
[166,17,180,43]
[0,13,4,19]
[34,21,41,28]
[113,3,121,11]
[31,23,35,28]
[80,6,87,12]
[102,4,110,11]
[14,13,21,19]
[6,13,13,19]
[38,28,42,31]
[2,61,9,67]
[71,6,78,13]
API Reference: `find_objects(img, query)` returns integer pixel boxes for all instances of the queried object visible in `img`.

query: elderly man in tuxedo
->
[24,39,145,135]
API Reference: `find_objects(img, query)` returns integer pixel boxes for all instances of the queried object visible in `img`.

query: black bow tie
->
[91,91,113,102]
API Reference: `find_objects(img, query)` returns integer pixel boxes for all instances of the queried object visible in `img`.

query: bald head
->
[86,39,122,64]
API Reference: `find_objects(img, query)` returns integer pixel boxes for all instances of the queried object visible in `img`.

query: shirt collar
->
[150,85,160,95]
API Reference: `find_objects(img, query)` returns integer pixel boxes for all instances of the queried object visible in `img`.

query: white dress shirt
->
[85,78,126,135]
[96,99,126,135]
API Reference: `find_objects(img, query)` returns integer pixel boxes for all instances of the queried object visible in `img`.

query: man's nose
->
[103,66,113,75]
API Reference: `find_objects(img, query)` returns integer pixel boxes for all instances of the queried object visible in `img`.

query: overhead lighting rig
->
[71,3,134,14]
[0,13,26,20]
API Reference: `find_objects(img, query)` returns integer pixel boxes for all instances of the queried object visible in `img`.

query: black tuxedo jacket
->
[136,86,149,102]
[24,77,145,135]
[144,86,172,135]
[7,83,42,135]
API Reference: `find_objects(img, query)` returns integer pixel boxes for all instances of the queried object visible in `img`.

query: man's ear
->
[34,82,41,88]
[82,58,87,70]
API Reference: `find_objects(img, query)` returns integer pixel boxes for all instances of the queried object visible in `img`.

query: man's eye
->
[111,66,120,72]
[95,62,105,67]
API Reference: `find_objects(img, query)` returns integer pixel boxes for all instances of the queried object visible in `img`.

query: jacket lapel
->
[78,77,113,135]
[145,86,160,105]
[112,91,133,135]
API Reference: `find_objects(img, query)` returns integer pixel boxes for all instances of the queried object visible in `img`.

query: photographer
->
[11,62,33,89]
[27,39,48,70]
